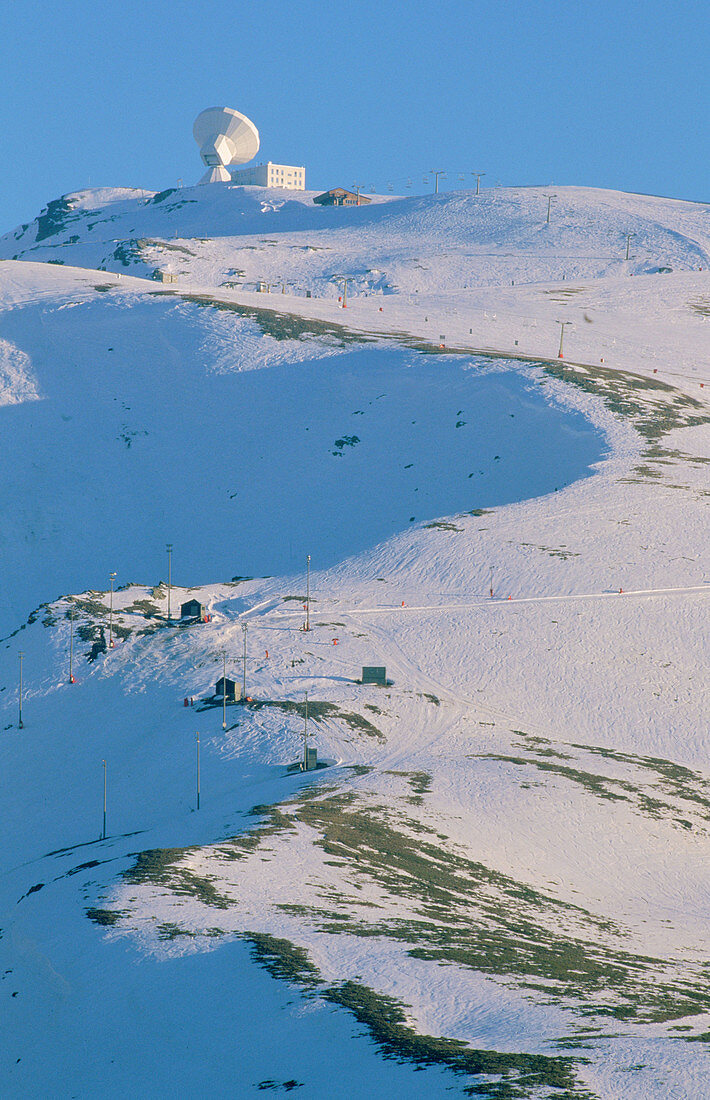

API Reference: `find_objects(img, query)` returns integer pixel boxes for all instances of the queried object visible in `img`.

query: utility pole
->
[18,651,24,729]
[108,572,117,648]
[69,605,75,683]
[166,543,173,621]
[305,554,311,631]
[544,193,556,224]
[303,690,309,770]
[432,170,447,195]
[196,733,200,810]
[102,759,107,839]
[352,182,364,206]
[242,622,248,700]
[472,172,485,195]
[222,652,227,730]
[556,320,572,359]
[624,232,636,261]
[336,276,353,308]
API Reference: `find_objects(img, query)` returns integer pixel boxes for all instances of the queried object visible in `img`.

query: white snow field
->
[1,183,709,1098]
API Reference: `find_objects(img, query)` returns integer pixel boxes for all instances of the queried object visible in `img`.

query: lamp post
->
[472,172,485,195]
[242,622,248,700]
[18,651,24,729]
[69,605,75,683]
[432,170,447,195]
[305,554,311,632]
[556,320,572,359]
[108,572,117,648]
[336,276,353,308]
[166,543,173,621]
[624,232,636,261]
[196,733,201,810]
[303,690,309,770]
[102,759,107,839]
[222,652,227,730]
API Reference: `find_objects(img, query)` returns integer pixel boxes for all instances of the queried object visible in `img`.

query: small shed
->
[304,746,318,771]
[215,676,239,700]
[152,269,178,283]
[181,599,205,620]
[362,666,387,686]
[313,188,371,207]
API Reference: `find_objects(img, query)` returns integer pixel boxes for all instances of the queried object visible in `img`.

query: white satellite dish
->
[193,107,260,184]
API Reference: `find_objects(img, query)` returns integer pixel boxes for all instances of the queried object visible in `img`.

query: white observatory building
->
[193,107,305,191]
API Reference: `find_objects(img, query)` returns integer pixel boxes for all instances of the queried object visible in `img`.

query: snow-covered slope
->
[4,182,710,296]
[1,182,709,1098]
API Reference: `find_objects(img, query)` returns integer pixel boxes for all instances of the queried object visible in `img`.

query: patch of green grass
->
[111,776,709,1038]
[157,291,376,347]
[541,359,709,445]
[685,1031,710,1044]
[518,543,580,560]
[384,770,432,804]
[472,753,632,804]
[275,795,707,1024]
[123,846,193,885]
[86,907,125,926]
[244,934,588,1097]
[325,981,589,1099]
[572,744,710,815]
[123,598,162,618]
[245,932,321,988]
[156,922,197,940]
[123,847,232,909]
[251,699,384,740]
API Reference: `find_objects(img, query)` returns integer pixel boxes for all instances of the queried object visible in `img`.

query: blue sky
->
[1,0,708,231]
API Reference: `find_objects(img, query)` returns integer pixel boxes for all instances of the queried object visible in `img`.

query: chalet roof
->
[313,188,371,204]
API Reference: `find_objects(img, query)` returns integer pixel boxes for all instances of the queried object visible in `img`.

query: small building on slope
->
[313,188,371,207]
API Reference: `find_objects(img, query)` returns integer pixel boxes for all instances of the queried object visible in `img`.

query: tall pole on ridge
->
[472,172,485,195]
[109,572,117,648]
[69,605,75,683]
[432,170,446,194]
[242,622,248,700]
[303,690,309,770]
[222,652,227,730]
[544,193,556,224]
[556,320,572,359]
[102,759,107,840]
[166,543,173,621]
[196,733,201,811]
[18,651,24,729]
[305,554,311,632]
